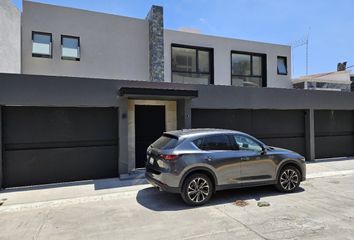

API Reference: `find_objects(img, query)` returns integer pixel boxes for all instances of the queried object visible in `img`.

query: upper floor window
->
[231,51,266,87]
[61,35,80,61]
[277,56,288,75]
[32,32,52,58]
[172,44,213,85]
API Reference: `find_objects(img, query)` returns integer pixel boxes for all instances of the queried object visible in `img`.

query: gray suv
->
[145,129,306,206]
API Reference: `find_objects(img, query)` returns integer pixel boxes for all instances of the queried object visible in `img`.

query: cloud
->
[178,27,202,34]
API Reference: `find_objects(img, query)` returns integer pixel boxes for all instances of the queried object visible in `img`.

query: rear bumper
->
[145,172,181,194]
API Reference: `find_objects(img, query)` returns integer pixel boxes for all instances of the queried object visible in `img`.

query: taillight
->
[160,154,179,161]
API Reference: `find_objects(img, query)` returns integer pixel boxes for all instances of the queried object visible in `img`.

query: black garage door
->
[315,110,354,159]
[3,107,118,188]
[192,109,306,156]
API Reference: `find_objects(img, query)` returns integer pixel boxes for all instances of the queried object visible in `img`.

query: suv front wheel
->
[181,173,213,206]
[276,166,301,192]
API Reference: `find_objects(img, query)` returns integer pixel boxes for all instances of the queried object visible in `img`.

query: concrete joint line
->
[307,170,354,179]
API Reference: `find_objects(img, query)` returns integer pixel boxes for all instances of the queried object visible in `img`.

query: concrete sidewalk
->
[1,157,354,210]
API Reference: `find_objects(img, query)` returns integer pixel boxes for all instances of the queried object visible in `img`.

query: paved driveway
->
[0,159,354,240]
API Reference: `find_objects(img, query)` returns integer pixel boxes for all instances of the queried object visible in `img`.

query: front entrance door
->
[135,105,166,168]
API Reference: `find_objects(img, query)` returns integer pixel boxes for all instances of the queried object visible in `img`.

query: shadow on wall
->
[136,185,305,212]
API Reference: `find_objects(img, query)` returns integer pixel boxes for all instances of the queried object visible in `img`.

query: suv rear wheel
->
[276,166,301,192]
[181,173,213,206]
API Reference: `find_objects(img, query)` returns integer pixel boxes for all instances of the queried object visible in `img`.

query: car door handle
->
[206,156,213,161]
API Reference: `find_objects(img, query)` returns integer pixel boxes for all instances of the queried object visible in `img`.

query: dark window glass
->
[234,135,263,152]
[32,32,52,57]
[62,36,80,60]
[232,53,251,75]
[172,45,213,85]
[152,135,178,150]
[194,135,232,151]
[231,51,266,87]
[277,56,288,75]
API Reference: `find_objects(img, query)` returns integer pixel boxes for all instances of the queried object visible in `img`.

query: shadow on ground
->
[136,185,305,211]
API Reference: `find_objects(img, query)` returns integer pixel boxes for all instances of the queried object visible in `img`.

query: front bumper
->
[145,172,180,194]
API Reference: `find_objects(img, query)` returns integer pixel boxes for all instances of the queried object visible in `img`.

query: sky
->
[12,0,354,78]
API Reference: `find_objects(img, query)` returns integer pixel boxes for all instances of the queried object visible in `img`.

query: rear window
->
[151,134,179,150]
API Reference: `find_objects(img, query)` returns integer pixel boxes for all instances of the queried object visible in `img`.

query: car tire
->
[276,166,301,193]
[181,173,213,206]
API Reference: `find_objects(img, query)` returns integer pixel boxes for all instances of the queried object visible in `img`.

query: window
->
[277,56,288,75]
[61,35,80,60]
[172,44,213,85]
[194,135,233,151]
[231,51,266,87]
[32,32,52,58]
[151,135,178,150]
[234,135,263,152]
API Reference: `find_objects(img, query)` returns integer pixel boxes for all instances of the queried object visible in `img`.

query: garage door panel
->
[4,146,118,188]
[191,109,252,132]
[192,109,306,156]
[315,110,354,158]
[315,136,354,159]
[252,110,305,136]
[3,107,119,188]
[3,107,118,144]
[259,137,306,156]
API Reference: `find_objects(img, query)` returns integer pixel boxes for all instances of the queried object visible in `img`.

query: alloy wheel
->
[187,177,210,203]
[280,169,299,191]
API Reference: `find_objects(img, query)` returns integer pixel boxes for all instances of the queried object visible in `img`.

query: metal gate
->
[192,109,306,156]
[3,107,119,188]
[315,110,354,159]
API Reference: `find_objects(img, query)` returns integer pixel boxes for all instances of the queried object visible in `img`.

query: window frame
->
[277,56,288,75]
[61,35,81,61]
[230,50,267,87]
[171,43,214,84]
[32,31,53,58]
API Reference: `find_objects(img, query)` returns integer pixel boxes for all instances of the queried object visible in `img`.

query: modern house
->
[293,70,352,92]
[1,0,354,189]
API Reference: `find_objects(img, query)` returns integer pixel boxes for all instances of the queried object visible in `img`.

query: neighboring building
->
[293,70,352,92]
[351,74,354,91]
[19,1,292,88]
[0,0,21,73]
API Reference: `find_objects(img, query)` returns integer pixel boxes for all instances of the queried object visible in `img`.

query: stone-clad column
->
[146,5,164,82]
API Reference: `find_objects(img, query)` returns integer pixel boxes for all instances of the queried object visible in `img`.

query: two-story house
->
[1,1,354,189]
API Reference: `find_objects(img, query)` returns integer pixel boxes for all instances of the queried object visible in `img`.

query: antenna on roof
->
[289,27,311,76]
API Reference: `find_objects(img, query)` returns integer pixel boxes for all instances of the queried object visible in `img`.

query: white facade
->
[0,0,21,74]
[164,30,292,88]
[19,1,292,88]
[21,1,149,81]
